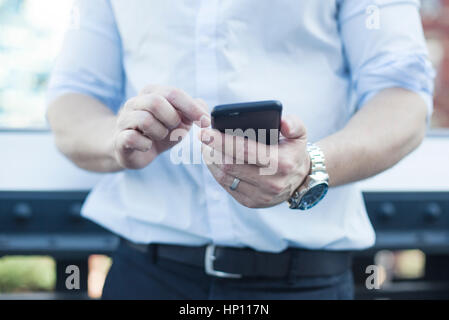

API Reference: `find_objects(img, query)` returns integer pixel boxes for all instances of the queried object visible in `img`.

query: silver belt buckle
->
[204,244,242,279]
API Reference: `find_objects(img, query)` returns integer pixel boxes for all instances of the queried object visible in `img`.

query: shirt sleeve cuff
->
[355,53,435,122]
[46,72,124,113]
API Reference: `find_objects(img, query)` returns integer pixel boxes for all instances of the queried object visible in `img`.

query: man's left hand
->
[200,116,310,209]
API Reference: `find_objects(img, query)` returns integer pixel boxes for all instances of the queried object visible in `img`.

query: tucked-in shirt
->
[48,0,434,252]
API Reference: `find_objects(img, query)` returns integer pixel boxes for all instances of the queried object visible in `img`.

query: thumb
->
[195,98,211,128]
[280,115,307,140]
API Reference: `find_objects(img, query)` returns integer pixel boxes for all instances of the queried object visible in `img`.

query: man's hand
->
[113,85,210,169]
[48,86,210,172]
[200,116,310,209]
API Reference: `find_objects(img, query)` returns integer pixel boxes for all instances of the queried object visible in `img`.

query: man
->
[47,0,434,299]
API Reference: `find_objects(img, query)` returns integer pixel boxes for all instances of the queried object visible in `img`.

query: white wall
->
[0,131,101,191]
[0,130,448,192]
[361,133,449,192]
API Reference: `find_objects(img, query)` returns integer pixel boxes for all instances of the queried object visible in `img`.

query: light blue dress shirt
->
[48,0,434,252]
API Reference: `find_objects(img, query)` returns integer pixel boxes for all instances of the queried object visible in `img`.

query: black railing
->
[0,191,448,299]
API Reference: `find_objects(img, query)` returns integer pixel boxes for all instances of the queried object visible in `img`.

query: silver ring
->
[230,178,241,191]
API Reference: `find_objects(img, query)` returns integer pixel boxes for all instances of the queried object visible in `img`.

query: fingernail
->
[200,115,211,128]
[200,129,213,143]
[200,129,208,142]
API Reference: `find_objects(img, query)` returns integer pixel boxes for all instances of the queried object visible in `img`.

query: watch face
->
[299,183,328,210]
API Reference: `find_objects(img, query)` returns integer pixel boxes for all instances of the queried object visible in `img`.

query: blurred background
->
[0,0,448,299]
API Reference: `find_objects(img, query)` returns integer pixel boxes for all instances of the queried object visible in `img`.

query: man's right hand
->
[113,85,210,169]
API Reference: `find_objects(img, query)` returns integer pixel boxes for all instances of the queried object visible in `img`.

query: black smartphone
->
[211,100,282,145]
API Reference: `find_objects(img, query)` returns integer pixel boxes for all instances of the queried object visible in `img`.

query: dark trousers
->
[102,240,354,300]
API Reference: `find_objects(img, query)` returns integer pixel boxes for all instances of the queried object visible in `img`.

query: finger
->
[140,85,211,126]
[210,148,265,184]
[124,94,181,129]
[196,98,209,113]
[116,129,153,153]
[200,128,276,167]
[119,110,169,141]
[195,98,211,128]
[207,163,275,208]
[212,160,288,195]
[280,115,307,140]
[142,94,181,129]
[213,162,265,186]
[207,162,257,197]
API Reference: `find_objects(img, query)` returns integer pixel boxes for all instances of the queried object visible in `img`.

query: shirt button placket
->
[195,0,234,245]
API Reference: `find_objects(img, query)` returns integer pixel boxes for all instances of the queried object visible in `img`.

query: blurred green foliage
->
[0,256,55,293]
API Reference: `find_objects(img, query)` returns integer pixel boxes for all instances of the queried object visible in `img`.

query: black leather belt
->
[124,240,352,279]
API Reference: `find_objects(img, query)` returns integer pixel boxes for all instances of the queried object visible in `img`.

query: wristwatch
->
[288,143,329,210]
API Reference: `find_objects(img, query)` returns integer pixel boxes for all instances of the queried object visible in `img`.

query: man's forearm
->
[317,88,428,187]
[47,93,123,172]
